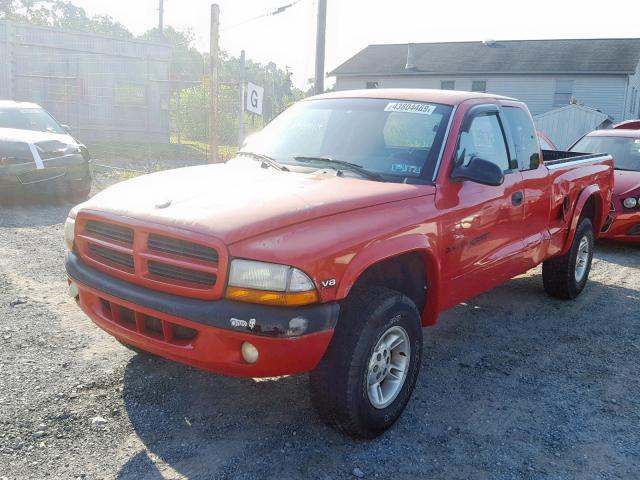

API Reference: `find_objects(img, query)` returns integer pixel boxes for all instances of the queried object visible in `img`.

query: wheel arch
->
[335,234,441,326]
[560,186,605,256]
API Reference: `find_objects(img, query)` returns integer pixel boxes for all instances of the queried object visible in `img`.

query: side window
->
[471,80,487,93]
[503,106,541,170]
[441,80,455,90]
[456,113,510,171]
[554,80,573,107]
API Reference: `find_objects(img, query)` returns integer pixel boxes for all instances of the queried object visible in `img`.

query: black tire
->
[309,286,423,438]
[66,179,92,204]
[543,217,594,299]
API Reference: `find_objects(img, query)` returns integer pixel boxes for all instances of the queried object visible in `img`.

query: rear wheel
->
[309,286,423,438]
[543,217,594,299]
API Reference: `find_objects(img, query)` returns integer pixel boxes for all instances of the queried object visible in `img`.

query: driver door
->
[438,104,526,309]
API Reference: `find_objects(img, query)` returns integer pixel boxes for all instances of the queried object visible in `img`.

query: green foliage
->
[220,54,304,119]
[171,53,306,146]
[139,26,205,81]
[171,83,209,142]
[1,0,308,147]
[169,81,258,146]
[0,0,132,38]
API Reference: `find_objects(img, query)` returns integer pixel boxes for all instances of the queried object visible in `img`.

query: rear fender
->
[560,185,604,256]
[336,234,441,326]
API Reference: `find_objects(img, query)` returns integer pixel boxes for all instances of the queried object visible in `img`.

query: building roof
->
[533,103,613,121]
[330,38,640,77]
[308,88,515,106]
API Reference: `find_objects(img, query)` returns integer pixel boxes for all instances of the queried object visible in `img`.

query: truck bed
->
[541,149,605,167]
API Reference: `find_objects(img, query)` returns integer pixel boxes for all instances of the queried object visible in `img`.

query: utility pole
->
[238,50,246,147]
[158,0,164,35]
[209,3,220,163]
[314,0,327,94]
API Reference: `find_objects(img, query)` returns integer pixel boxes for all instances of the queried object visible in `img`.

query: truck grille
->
[86,220,134,244]
[75,214,226,300]
[148,234,218,262]
[147,260,217,286]
[88,244,134,270]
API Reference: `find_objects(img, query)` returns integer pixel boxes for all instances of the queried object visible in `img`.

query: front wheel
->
[542,217,595,299]
[309,286,423,438]
[66,179,92,204]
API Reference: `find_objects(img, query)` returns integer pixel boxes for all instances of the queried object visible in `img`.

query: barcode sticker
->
[384,102,436,115]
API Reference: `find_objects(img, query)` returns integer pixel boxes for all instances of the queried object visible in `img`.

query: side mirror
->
[452,156,505,186]
[61,124,72,134]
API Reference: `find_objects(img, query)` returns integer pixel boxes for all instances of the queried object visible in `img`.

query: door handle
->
[511,191,524,206]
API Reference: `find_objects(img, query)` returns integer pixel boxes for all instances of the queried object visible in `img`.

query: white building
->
[330,39,640,123]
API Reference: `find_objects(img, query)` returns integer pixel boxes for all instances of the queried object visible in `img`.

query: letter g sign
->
[246,82,264,115]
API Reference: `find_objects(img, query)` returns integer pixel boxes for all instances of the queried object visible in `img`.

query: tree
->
[220,54,303,119]
[170,51,305,146]
[1,0,307,146]
[0,0,133,38]
[139,26,205,81]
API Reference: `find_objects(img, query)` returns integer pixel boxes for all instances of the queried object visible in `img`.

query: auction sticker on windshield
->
[384,102,436,115]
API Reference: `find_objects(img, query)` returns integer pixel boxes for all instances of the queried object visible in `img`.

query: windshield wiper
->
[293,156,385,181]
[237,151,290,172]
[614,167,639,172]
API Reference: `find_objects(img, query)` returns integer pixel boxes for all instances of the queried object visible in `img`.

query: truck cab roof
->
[585,128,640,139]
[308,88,515,106]
[0,100,42,109]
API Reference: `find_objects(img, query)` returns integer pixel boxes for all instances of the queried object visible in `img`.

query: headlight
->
[623,197,638,209]
[62,144,82,155]
[226,259,318,306]
[64,217,75,251]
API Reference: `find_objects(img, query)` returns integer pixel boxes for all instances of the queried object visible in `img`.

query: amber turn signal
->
[225,286,319,306]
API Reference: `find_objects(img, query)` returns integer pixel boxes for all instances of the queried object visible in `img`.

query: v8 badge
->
[320,278,336,288]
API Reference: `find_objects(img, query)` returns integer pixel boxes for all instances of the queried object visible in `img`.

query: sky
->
[71,0,640,89]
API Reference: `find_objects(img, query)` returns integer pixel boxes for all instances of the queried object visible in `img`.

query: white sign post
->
[246,82,264,116]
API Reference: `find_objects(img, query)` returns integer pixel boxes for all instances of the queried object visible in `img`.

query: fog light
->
[241,342,259,364]
[68,281,79,299]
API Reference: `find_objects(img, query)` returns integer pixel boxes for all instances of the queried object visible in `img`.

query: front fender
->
[336,233,442,326]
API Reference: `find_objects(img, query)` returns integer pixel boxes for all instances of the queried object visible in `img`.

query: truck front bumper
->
[66,252,338,377]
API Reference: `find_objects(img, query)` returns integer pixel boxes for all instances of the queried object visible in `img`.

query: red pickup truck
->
[65,89,613,438]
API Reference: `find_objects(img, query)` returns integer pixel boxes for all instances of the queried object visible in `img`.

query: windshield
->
[571,135,640,171]
[0,107,65,134]
[241,98,453,182]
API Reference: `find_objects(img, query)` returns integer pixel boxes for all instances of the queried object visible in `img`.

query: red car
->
[66,89,613,437]
[571,128,640,243]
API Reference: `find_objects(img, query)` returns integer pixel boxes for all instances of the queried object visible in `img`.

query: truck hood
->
[614,170,640,196]
[77,163,435,244]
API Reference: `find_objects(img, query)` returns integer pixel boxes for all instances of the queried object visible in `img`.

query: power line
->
[221,0,304,32]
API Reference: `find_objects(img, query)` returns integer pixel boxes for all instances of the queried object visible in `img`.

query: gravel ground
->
[1,190,639,479]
